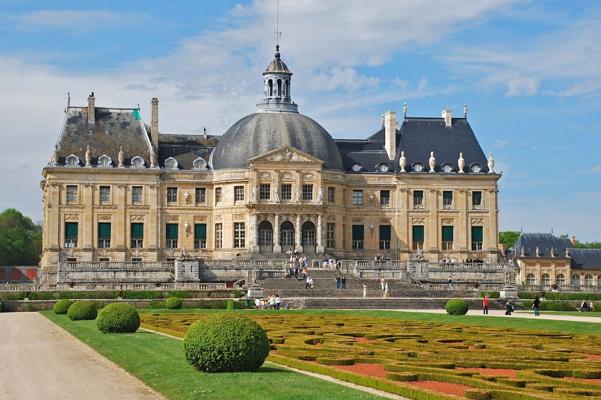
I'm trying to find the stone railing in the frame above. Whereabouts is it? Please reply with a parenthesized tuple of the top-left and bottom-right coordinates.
(60, 261, 175, 271)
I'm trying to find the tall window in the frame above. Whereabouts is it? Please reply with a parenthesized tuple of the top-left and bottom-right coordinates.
(442, 226, 453, 250)
(443, 191, 453, 208)
(471, 226, 483, 251)
(380, 190, 390, 206)
(352, 225, 364, 250)
(259, 184, 271, 200)
(302, 184, 313, 201)
(132, 186, 143, 204)
(328, 187, 335, 203)
(215, 223, 223, 249)
(379, 225, 391, 250)
(64, 222, 78, 248)
(472, 191, 482, 208)
(281, 184, 292, 200)
(66, 185, 78, 203)
(352, 190, 363, 206)
(98, 222, 111, 248)
(99, 186, 111, 204)
(234, 186, 245, 202)
(167, 187, 177, 203)
(326, 223, 335, 249)
(412, 225, 424, 250)
(413, 190, 424, 208)
(131, 223, 144, 248)
(526, 273, 536, 285)
(234, 222, 245, 248)
(215, 187, 222, 204)
(194, 223, 207, 249)
(166, 223, 178, 249)
(195, 188, 206, 204)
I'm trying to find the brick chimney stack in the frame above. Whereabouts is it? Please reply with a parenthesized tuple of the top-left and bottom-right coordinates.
(571, 235, 577, 246)
(151, 97, 159, 151)
(441, 108, 452, 127)
(383, 110, 397, 161)
(87, 92, 95, 124)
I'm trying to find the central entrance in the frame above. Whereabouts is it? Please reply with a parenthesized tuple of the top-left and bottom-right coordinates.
(280, 221, 294, 253)
(258, 221, 273, 254)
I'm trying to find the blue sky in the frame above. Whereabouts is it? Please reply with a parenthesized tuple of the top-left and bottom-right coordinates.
(0, 0, 599, 240)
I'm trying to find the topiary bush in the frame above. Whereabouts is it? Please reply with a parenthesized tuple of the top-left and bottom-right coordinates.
(53, 299, 74, 314)
(165, 296, 183, 309)
(96, 302, 140, 333)
(445, 299, 469, 315)
(183, 313, 270, 372)
(67, 300, 97, 320)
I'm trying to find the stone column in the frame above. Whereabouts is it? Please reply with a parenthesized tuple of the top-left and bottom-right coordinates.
(273, 214, 281, 253)
(250, 214, 259, 253)
(316, 214, 324, 254)
(295, 214, 303, 252)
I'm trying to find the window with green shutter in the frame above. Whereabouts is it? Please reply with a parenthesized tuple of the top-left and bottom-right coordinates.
(412, 225, 424, 250)
(98, 223, 111, 248)
(131, 223, 143, 248)
(442, 225, 453, 250)
(166, 223, 178, 249)
(472, 191, 482, 207)
(194, 223, 207, 249)
(443, 191, 453, 207)
(379, 225, 391, 250)
(471, 226, 483, 250)
(352, 225, 364, 249)
(64, 222, 78, 248)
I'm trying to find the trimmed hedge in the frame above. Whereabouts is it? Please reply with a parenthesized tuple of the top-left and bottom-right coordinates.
(52, 299, 73, 314)
(67, 300, 97, 320)
(183, 313, 270, 372)
(519, 300, 579, 311)
(0, 289, 234, 302)
(518, 292, 601, 301)
(96, 302, 140, 333)
(165, 297, 183, 309)
(445, 299, 469, 315)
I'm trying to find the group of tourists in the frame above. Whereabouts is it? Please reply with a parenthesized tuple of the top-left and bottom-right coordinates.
(579, 300, 595, 312)
(440, 257, 485, 265)
(320, 254, 338, 269)
(254, 294, 288, 310)
(335, 274, 347, 289)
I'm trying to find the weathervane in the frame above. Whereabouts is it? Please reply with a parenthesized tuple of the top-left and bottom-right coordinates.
(274, 0, 282, 46)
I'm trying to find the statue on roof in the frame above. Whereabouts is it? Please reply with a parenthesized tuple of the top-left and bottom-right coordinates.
(487, 153, 495, 174)
(118, 146, 124, 168)
(458, 152, 465, 173)
(428, 151, 436, 173)
(85, 145, 92, 167)
(399, 150, 406, 172)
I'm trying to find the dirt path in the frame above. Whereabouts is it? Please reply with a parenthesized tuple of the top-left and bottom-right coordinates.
(0, 312, 164, 400)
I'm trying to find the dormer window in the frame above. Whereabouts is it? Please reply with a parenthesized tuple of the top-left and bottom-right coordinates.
(65, 155, 80, 167)
(377, 164, 389, 173)
(441, 163, 453, 173)
(412, 162, 424, 172)
(164, 157, 178, 170)
(351, 163, 362, 172)
(470, 163, 482, 173)
(192, 157, 207, 170)
(98, 155, 112, 168)
(131, 156, 145, 168)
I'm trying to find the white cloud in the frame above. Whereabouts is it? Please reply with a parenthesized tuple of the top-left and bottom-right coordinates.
(6, 10, 145, 32)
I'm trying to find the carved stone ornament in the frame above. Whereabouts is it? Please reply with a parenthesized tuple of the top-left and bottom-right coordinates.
(130, 215, 144, 222)
(458, 152, 465, 173)
(412, 218, 425, 224)
(399, 150, 406, 172)
(352, 218, 363, 223)
(441, 218, 454, 224)
(214, 215, 221, 221)
(233, 214, 245, 220)
(118, 146, 125, 168)
(470, 217, 484, 224)
(184, 191, 190, 204)
(282, 172, 293, 180)
(184, 222, 191, 238)
(303, 173, 313, 180)
(85, 145, 92, 167)
(64, 214, 80, 221)
(317, 187, 324, 205)
(428, 151, 436, 173)
(266, 148, 311, 162)
(48, 150, 58, 167)
(194, 215, 207, 222)
(150, 150, 157, 168)
(260, 172, 271, 179)
(167, 215, 179, 222)
(273, 188, 280, 203)
(97, 214, 112, 221)
(487, 153, 495, 174)
(327, 215, 336, 221)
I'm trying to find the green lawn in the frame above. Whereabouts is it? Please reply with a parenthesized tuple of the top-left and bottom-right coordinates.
(42, 311, 385, 400)
(139, 308, 601, 335)
(515, 310, 601, 317)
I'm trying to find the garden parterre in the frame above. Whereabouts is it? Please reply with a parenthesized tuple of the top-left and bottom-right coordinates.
(142, 312, 601, 400)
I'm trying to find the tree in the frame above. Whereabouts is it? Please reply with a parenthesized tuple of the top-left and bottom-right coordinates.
(575, 241, 601, 249)
(0, 209, 42, 266)
(499, 231, 520, 250)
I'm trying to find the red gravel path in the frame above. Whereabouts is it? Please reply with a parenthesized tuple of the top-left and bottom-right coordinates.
(355, 337, 374, 344)
(406, 380, 470, 397)
(584, 354, 601, 360)
(334, 363, 388, 379)
(457, 367, 518, 378)
(564, 377, 601, 384)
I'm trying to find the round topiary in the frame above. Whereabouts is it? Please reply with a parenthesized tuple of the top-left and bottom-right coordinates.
(445, 299, 470, 315)
(184, 313, 270, 372)
(96, 302, 140, 333)
(165, 296, 183, 309)
(67, 300, 98, 320)
(53, 299, 74, 314)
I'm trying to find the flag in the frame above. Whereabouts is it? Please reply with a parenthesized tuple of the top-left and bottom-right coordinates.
(132, 109, 141, 121)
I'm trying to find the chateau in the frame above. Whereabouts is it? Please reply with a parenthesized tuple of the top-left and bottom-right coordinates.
(40, 46, 502, 286)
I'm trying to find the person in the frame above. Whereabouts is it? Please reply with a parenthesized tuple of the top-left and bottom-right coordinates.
(268, 294, 276, 310)
(275, 294, 281, 310)
(579, 300, 593, 312)
(362, 283, 367, 298)
(533, 296, 541, 316)
(505, 301, 513, 315)
(482, 295, 489, 315)
(384, 282, 389, 298)
(254, 298, 261, 309)
(305, 276, 311, 290)
(447, 276, 454, 290)
(380, 278, 386, 291)
(308, 277, 314, 289)
(336, 275, 341, 290)
(341, 275, 347, 290)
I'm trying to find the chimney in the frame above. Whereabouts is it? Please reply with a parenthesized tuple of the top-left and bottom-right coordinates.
(441, 108, 452, 127)
(151, 97, 159, 151)
(383, 110, 397, 160)
(87, 92, 95, 124)
(571, 235, 577, 247)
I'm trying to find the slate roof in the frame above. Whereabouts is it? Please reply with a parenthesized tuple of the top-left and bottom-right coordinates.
(158, 133, 217, 170)
(568, 249, 601, 270)
(513, 233, 574, 258)
(53, 107, 153, 167)
(264, 45, 291, 74)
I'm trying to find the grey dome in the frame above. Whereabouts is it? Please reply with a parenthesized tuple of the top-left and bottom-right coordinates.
(211, 112, 344, 170)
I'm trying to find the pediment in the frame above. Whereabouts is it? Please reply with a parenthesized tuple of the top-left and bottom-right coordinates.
(249, 146, 324, 164)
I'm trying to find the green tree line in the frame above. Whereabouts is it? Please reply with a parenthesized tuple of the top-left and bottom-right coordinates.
(499, 230, 600, 251)
(0, 208, 42, 266)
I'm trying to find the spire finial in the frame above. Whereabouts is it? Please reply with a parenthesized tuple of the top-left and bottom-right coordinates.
(274, 0, 282, 48)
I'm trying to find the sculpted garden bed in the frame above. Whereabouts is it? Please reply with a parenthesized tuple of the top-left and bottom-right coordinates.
(141, 312, 601, 400)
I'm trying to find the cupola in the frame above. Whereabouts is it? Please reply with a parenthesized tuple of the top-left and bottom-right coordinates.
(257, 45, 298, 113)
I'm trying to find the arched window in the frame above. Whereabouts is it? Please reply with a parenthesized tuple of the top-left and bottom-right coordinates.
(441, 163, 453, 173)
(285, 80, 290, 97)
(541, 273, 550, 286)
(302, 221, 316, 247)
(131, 156, 145, 168)
(584, 274, 594, 287)
(268, 79, 273, 96)
(526, 273, 536, 285)
(98, 155, 112, 168)
(65, 154, 80, 167)
(277, 79, 282, 96)
(377, 163, 389, 172)
(470, 164, 482, 173)
(571, 273, 580, 287)
(164, 157, 178, 170)
(192, 157, 207, 170)
(556, 274, 566, 286)
(280, 221, 294, 246)
(412, 162, 424, 172)
(258, 221, 273, 246)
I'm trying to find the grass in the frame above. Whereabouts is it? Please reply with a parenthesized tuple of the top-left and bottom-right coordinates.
(41, 311, 386, 400)
(139, 308, 601, 335)
(515, 310, 601, 317)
